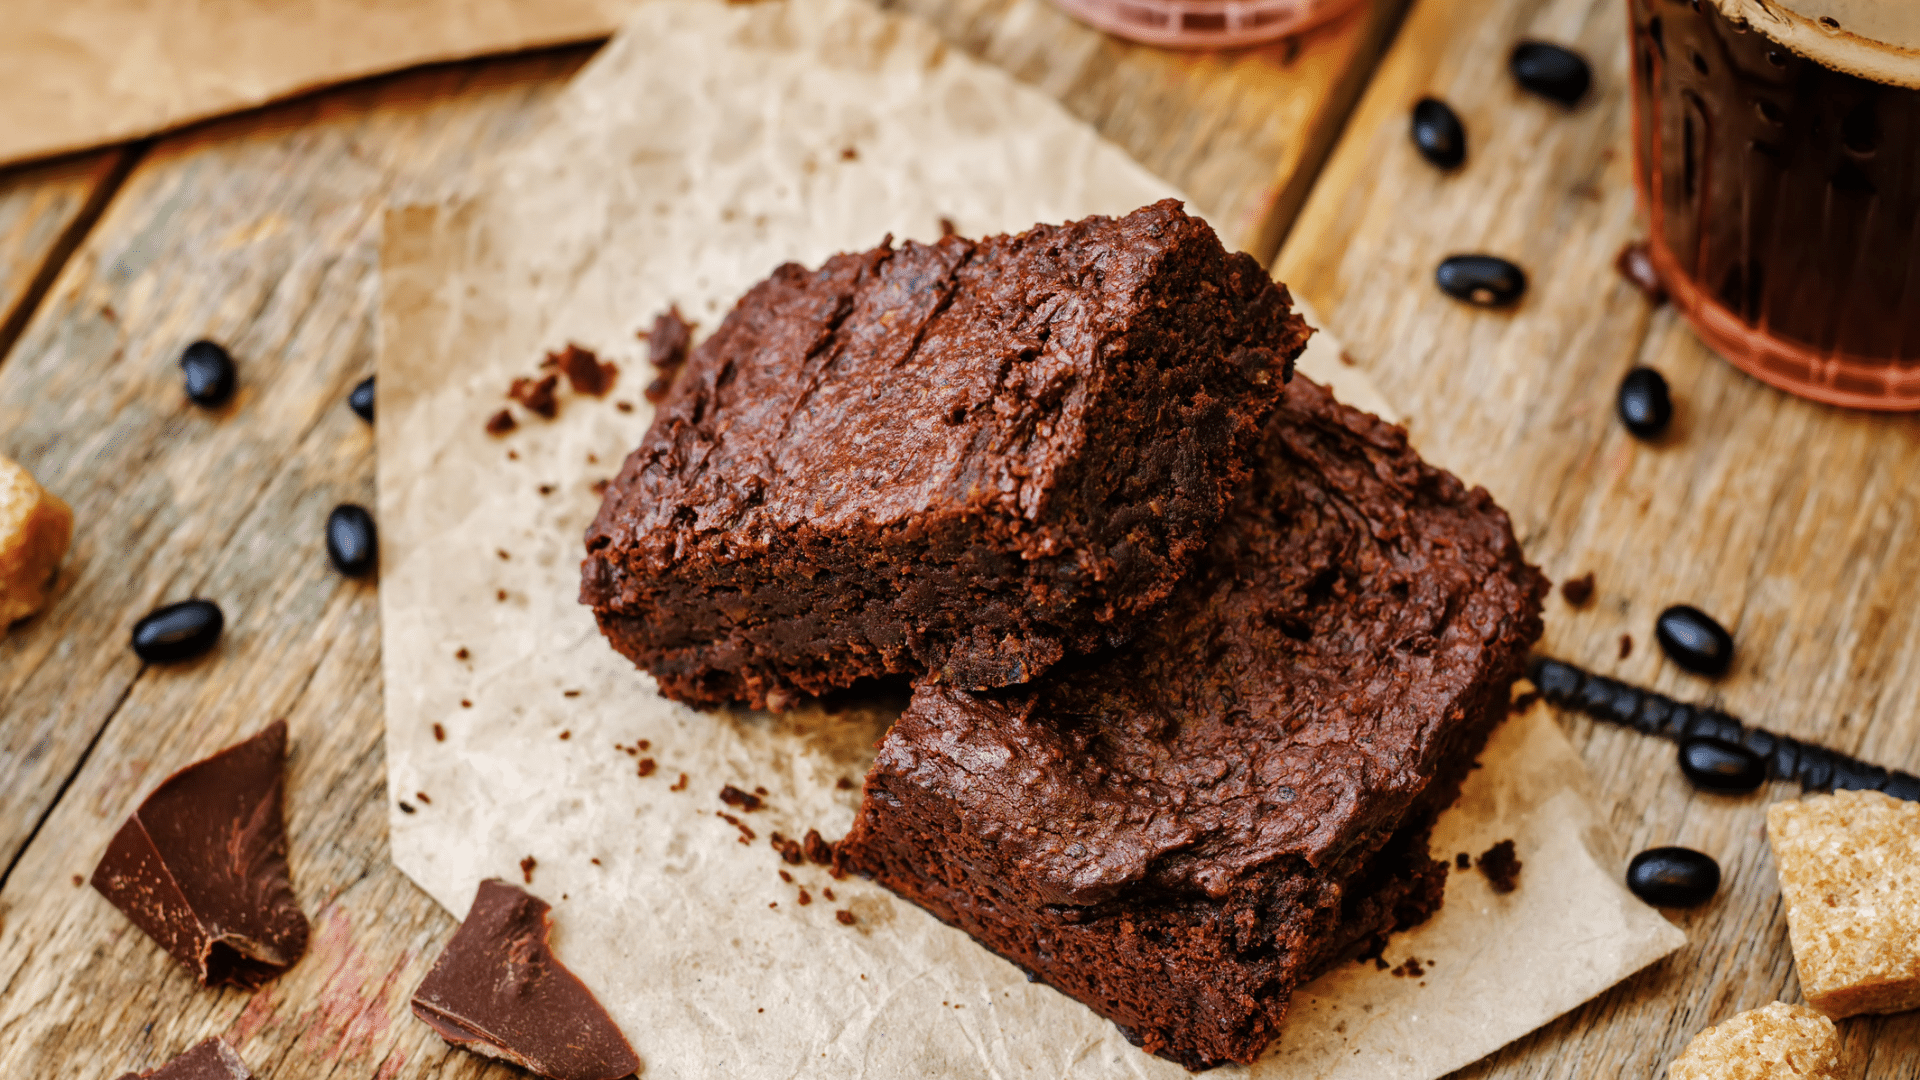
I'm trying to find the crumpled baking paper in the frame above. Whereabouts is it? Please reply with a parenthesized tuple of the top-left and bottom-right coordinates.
(377, 2, 1684, 1076)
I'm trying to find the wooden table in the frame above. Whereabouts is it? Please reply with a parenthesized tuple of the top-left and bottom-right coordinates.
(1, 0, 1914, 1076)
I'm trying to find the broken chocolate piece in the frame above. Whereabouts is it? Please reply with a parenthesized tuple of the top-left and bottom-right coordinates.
(542, 344, 619, 397)
(114, 1037, 255, 1080)
(509, 374, 560, 419)
(91, 721, 308, 989)
(412, 879, 640, 1080)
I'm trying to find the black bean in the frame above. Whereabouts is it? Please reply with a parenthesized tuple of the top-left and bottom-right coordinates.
(1510, 41, 1592, 105)
(1656, 605, 1734, 677)
(1411, 98, 1467, 169)
(1436, 255, 1527, 308)
(180, 340, 237, 407)
(1617, 367, 1673, 439)
(1626, 847, 1720, 907)
(1679, 737, 1765, 794)
(326, 504, 377, 576)
(348, 376, 375, 423)
(132, 600, 224, 663)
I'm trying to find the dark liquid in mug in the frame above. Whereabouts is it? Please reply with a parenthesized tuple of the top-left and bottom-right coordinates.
(1629, 0, 1920, 398)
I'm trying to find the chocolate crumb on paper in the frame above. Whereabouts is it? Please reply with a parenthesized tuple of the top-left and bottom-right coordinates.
(542, 343, 619, 396)
(508, 374, 560, 418)
(485, 409, 517, 436)
(719, 785, 763, 811)
(1477, 840, 1522, 894)
(637, 758, 656, 777)
(669, 773, 688, 792)
(835, 910, 855, 925)
(1455, 852, 1472, 870)
(1559, 572, 1595, 607)
(1619, 634, 1634, 659)
(520, 855, 538, 884)
(646, 305, 693, 370)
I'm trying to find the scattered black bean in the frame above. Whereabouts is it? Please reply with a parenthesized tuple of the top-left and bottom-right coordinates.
(1411, 97, 1467, 169)
(1626, 847, 1720, 907)
(1510, 41, 1592, 105)
(180, 340, 236, 407)
(349, 376, 375, 423)
(1679, 737, 1766, 794)
(1528, 657, 1920, 801)
(1436, 255, 1527, 308)
(326, 504, 377, 576)
(1617, 367, 1673, 439)
(132, 599, 224, 663)
(1656, 605, 1734, 677)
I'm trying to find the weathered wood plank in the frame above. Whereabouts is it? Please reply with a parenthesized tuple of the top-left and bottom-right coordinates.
(0, 150, 130, 363)
(0, 5, 1406, 1075)
(887, 0, 1409, 260)
(0, 50, 595, 1080)
(1276, 0, 1920, 1075)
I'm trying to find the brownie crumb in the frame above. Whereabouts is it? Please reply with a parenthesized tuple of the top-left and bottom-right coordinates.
(1478, 839, 1522, 894)
(637, 758, 656, 777)
(836, 777, 856, 791)
(497, 549, 511, 561)
(835, 910, 856, 925)
(717, 811, 756, 842)
(637, 740, 650, 751)
(614, 401, 634, 413)
(591, 478, 611, 495)
(417, 792, 432, 804)
(839, 146, 859, 161)
(506, 449, 518, 460)
(647, 306, 693, 370)
(1616, 241, 1668, 304)
(670, 773, 688, 792)
(71, 874, 83, 887)
(433, 723, 446, 742)
(460, 700, 472, 708)
(520, 856, 537, 884)
(484, 409, 516, 436)
(644, 374, 674, 405)
(591, 858, 602, 866)
(537, 484, 554, 496)
(542, 343, 619, 396)
(771, 833, 805, 865)
(559, 730, 572, 741)
(779, 870, 793, 883)
(455, 648, 470, 660)
(496, 589, 508, 602)
(754, 786, 768, 797)
(1456, 852, 1472, 870)
(1620, 633, 1634, 659)
(1391, 957, 1426, 978)
(720, 785, 764, 812)
(563, 689, 581, 698)
(508, 374, 560, 418)
(1560, 572, 1596, 607)
(939, 216, 957, 237)
(399, 801, 416, 814)
(797, 889, 813, 906)
(823, 887, 835, 902)
(803, 829, 835, 866)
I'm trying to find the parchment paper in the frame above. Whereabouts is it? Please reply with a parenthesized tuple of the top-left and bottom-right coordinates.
(2, 0, 637, 167)
(376, 2, 1684, 1076)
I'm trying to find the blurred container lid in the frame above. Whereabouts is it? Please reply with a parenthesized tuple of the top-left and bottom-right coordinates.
(1052, 0, 1365, 48)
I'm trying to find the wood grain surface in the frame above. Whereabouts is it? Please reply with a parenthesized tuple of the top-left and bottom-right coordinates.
(0, 150, 133, 362)
(1276, 0, 1920, 1076)
(0, 5, 1399, 1076)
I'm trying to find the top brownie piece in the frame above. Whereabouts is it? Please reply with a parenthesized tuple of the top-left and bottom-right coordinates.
(582, 200, 1309, 710)
(836, 377, 1549, 1068)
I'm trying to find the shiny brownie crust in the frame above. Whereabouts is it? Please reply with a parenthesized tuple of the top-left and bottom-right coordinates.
(581, 201, 1309, 710)
(837, 377, 1549, 1068)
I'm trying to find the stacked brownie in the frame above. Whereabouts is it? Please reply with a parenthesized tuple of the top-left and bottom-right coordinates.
(584, 203, 1546, 1068)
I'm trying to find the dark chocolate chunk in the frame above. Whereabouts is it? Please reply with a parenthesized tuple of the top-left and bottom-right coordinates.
(132, 599, 224, 663)
(91, 721, 308, 989)
(1615, 242, 1667, 303)
(1656, 604, 1734, 676)
(1626, 846, 1720, 907)
(1411, 97, 1467, 169)
(1617, 367, 1673, 439)
(1679, 737, 1765, 793)
(180, 340, 237, 408)
(325, 504, 377, 577)
(509, 374, 560, 419)
(1436, 255, 1527, 308)
(646, 305, 693, 370)
(412, 879, 640, 1080)
(349, 376, 376, 422)
(113, 1037, 255, 1080)
(1477, 839, 1522, 893)
(1560, 571, 1595, 606)
(543, 343, 619, 397)
(1510, 41, 1592, 105)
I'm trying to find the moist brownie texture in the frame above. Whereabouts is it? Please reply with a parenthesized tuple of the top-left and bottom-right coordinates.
(582, 201, 1309, 710)
(837, 377, 1548, 1069)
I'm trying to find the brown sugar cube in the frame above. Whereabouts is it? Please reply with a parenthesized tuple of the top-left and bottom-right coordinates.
(0, 456, 74, 627)
(1667, 1002, 1842, 1080)
(1767, 788, 1920, 1018)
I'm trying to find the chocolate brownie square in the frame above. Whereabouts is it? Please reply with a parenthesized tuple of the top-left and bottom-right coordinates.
(836, 376, 1548, 1069)
(582, 201, 1309, 710)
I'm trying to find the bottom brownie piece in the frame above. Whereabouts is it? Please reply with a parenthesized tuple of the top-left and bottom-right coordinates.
(837, 376, 1548, 1069)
